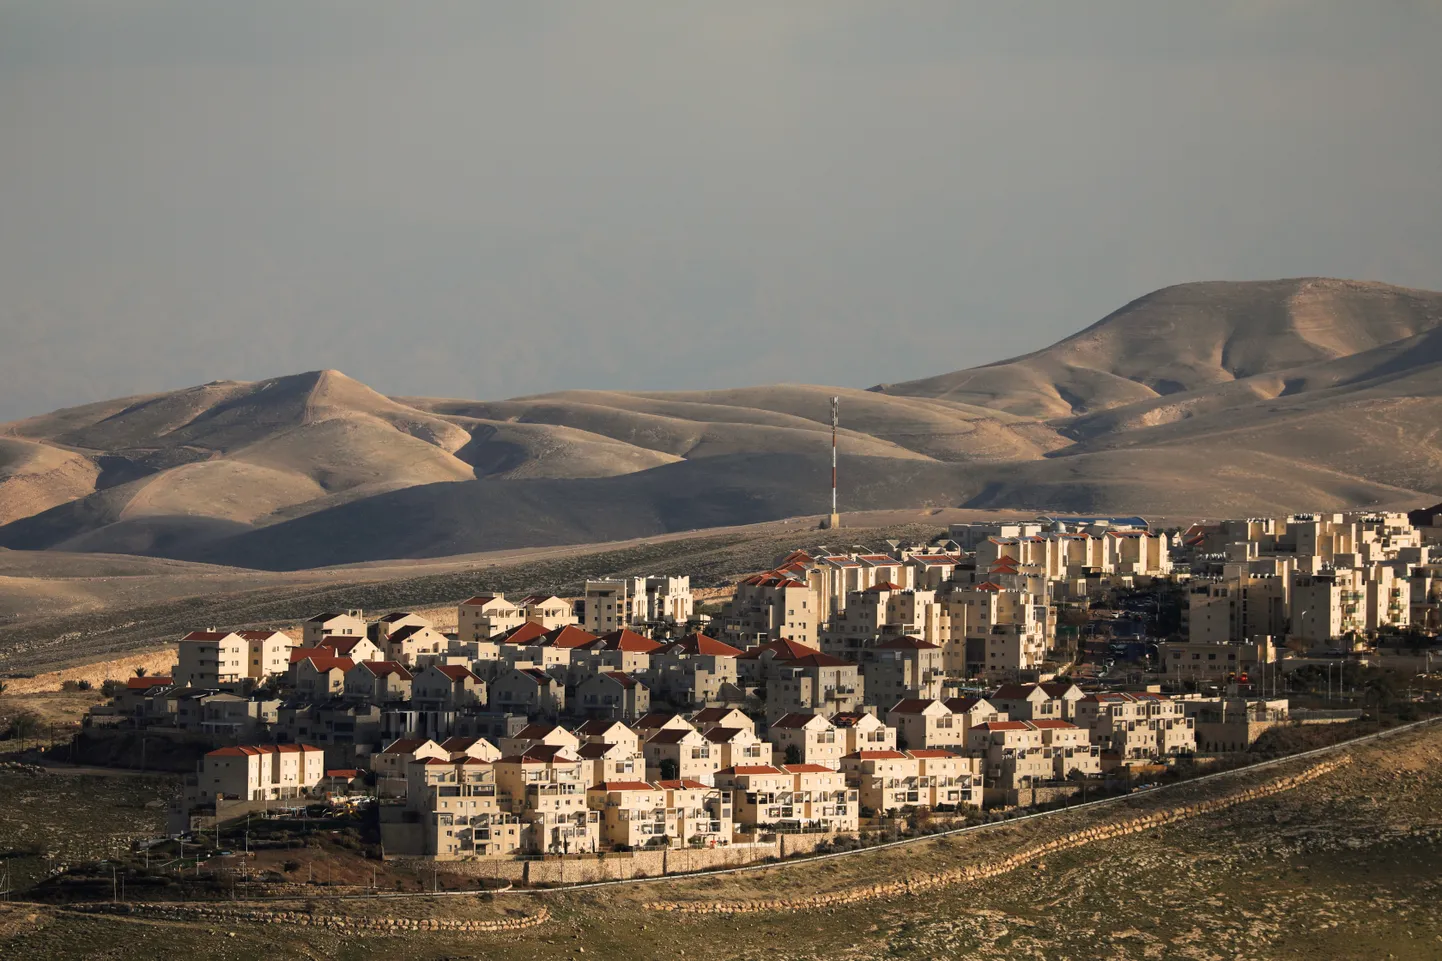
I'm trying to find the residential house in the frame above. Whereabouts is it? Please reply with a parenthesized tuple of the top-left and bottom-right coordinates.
(490, 668, 566, 718)
(574, 672, 649, 720)
(766, 712, 845, 769)
(303, 610, 365, 647)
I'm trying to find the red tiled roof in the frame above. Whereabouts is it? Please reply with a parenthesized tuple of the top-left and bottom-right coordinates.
(701, 727, 744, 743)
(656, 778, 711, 791)
(575, 719, 626, 736)
(780, 764, 837, 774)
(864, 581, 905, 592)
(492, 621, 547, 645)
(359, 660, 413, 680)
(783, 652, 854, 669)
(1030, 720, 1079, 730)
(601, 671, 639, 689)
(596, 629, 663, 653)
(237, 629, 286, 640)
(845, 750, 907, 760)
(592, 781, 655, 793)
(976, 721, 1033, 732)
(722, 765, 785, 776)
(460, 594, 505, 606)
(182, 630, 232, 641)
(542, 625, 600, 649)
(125, 676, 172, 691)
(657, 633, 745, 657)
(888, 698, 943, 715)
(906, 749, 958, 759)
(325, 769, 359, 777)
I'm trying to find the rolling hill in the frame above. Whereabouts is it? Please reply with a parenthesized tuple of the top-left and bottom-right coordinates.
(2, 277, 1439, 569)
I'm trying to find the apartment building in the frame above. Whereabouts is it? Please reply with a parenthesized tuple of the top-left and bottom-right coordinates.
(765, 653, 865, 719)
(575, 671, 649, 720)
(383, 625, 450, 664)
(403, 757, 524, 859)
(860, 635, 945, 706)
(303, 610, 365, 647)
(343, 660, 413, 703)
(720, 573, 818, 647)
(582, 577, 693, 632)
(176, 629, 294, 690)
(195, 743, 325, 802)
(766, 712, 845, 769)
(647, 633, 744, 707)
(1074, 692, 1195, 761)
(493, 748, 600, 854)
(830, 711, 896, 754)
(411, 665, 485, 712)
(586, 780, 733, 849)
(641, 727, 720, 785)
(840, 749, 980, 814)
(490, 668, 566, 717)
(458, 594, 525, 642)
(715, 764, 858, 833)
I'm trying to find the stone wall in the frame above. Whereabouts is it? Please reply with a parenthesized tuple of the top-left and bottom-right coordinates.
(642, 757, 1350, 915)
(69, 902, 549, 934)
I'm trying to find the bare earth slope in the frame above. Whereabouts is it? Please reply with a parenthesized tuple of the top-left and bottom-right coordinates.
(1, 277, 1439, 568)
(879, 277, 1442, 417)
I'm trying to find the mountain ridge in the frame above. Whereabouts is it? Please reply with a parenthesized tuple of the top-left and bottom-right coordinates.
(3, 277, 1439, 568)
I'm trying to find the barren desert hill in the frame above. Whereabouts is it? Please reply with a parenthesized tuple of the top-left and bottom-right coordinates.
(876, 277, 1442, 418)
(1, 277, 1440, 568)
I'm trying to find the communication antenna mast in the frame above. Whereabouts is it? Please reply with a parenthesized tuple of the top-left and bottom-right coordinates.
(828, 396, 841, 530)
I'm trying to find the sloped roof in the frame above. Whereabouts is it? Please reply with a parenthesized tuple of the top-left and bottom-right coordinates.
(780, 764, 836, 774)
(600, 671, 640, 689)
(871, 636, 939, 650)
(720, 765, 785, 776)
(782, 652, 854, 669)
(358, 660, 413, 680)
(906, 749, 959, 759)
(182, 630, 232, 642)
(655, 779, 711, 791)
(541, 625, 600, 649)
(430, 664, 479, 682)
(592, 781, 656, 793)
(844, 750, 907, 760)
(596, 629, 664, 653)
(888, 698, 944, 715)
(657, 633, 745, 657)
(495, 621, 548, 645)
(769, 712, 822, 729)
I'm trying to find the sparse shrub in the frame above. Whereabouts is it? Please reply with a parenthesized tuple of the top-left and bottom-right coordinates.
(283, 859, 302, 873)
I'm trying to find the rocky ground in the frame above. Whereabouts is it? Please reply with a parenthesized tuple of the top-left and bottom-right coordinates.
(3, 723, 1440, 960)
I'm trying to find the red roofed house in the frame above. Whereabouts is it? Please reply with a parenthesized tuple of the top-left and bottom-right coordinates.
(765, 652, 865, 719)
(411, 664, 486, 712)
(641, 726, 718, 785)
(647, 635, 744, 707)
(715, 763, 858, 833)
(575, 671, 649, 720)
(490, 667, 566, 718)
(586, 779, 732, 849)
(195, 743, 326, 804)
(457, 594, 524, 643)
(765, 712, 844, 770)
(829, 710, 897, 754)
(287, 650, 355, 698)
(719, 573, 818, 648)
(317, 634, 385, 663)
(302, 610, 365, 647)
(841, 749, 980, 814)
(860, 635, 945, 705)
(343, 660, 414, 703)
(177, 629, 297, 691)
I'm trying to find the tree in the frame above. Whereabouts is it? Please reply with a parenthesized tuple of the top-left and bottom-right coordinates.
(134, 667, 148, 678)
(783, 744, 802, 766)
(658, 759, 678, 781)
(4, 710, 41, 741)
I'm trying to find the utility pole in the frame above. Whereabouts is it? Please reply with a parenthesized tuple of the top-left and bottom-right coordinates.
(827, 396, 840, 531)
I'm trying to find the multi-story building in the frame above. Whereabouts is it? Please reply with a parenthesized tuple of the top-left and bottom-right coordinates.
(586, 780, 732, 849)
(582, 577, 693, 632)
(303, 610, 366, 647)
(574, 671, 649, 720)
(175, 629, 295, 690)
(458, 594, 525, 643)
(193, 743, 325, 803)
(840, 749, 980, 814)
(1074, 692, 1195, 761)
(766, 712, 845, 769)
(715, 764, 858, 833)
(765, 653, 865, 719)
(860, 636, 944, 706)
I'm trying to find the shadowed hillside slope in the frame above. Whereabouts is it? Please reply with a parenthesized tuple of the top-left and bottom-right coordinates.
(2, 278, 1439, 568)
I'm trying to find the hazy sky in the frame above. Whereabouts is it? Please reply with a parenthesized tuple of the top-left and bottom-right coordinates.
(2, 2, 1440, 421)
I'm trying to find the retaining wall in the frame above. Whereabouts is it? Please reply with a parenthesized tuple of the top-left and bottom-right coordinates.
(642, 756, 1350, 915)
(67, 901, 549, 934)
